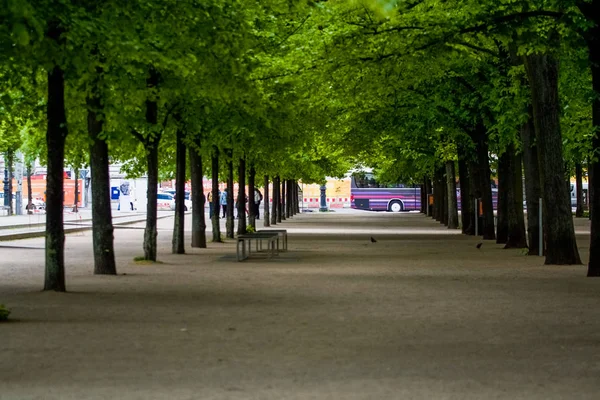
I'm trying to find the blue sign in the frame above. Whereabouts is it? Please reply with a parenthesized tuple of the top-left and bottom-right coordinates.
(111, 187, 120, 200)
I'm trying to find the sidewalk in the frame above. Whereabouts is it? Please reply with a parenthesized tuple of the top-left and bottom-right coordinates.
(0, 209, 175, 241)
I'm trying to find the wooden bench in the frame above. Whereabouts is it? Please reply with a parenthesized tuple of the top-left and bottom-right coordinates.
(236, 232, 279, 262)
(256, 229, 288, 252)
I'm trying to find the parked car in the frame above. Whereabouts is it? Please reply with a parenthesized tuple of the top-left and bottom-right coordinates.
(157, 192, 175, 211)
(161, 189, 192, 211)
(0, 193, 45, 212)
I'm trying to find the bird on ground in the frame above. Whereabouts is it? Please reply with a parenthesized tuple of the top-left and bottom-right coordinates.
(476, 242, 483, 249)
(370, 236, 377, 243)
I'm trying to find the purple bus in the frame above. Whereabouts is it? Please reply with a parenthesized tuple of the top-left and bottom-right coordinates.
(350, 172, 421, 212)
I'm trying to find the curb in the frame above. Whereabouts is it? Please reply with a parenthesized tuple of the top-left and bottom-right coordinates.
(0, 214, 177, 242)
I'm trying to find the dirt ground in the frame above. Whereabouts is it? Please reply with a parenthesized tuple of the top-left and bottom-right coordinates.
(1, 210, 599, 400)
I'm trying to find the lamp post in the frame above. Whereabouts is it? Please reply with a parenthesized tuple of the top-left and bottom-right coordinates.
(319, 183, 328, 212)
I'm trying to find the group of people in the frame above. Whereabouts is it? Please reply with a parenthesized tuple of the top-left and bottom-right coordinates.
(207, 188, 263, 220)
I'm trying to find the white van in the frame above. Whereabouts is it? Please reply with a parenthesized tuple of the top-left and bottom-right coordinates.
(570, 183, 588, 207)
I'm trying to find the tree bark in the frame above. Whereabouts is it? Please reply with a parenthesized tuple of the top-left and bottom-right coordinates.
(496, 151, 510, 244)
(140, 67, 161, 261)
(263, 175, 271, 227)
(281, 178, 286, 221)
(524, 52, 581, 264)
(248, 165, 256, 229)
(211, 148, 221, 242)
(420, 177, 427, 214)
(172, 127, 185, 254)
(237, 157, 246, 235)
(285, 179, 294, 218)
(88, 88, 117, 275)
(425, 178, 433, 217)
(189, 147, 206, 248)
(73, 166, 79, 212)
(26, 164, 33, 213)
(271, 176, 278, 225)
(469, 123, 495, 240)
(457, 145, 474, 235)
(446, 161, 459, 229)
(576, 162, 584, 217)
(277, 176, 283, 223)
(584, 4, 600, 275)
(226, 160, 234, 238)
(7, 150, 13, 215)
(144, 143, 159, 261)
(441, 169, 448, 226)
(44, 62, 67, 292)
(589, 158, 594, 222)
(294, 180, 299, 214)
(434, 169, 443, 222)
(520, 111, 542, 255)
(505, 149, 528, 249)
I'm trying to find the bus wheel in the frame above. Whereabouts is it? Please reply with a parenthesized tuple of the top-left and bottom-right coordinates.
(389, 201, 403, 212)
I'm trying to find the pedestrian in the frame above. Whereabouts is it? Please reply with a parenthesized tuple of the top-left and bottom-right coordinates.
(254, 188, 263, 219)
(220, 188, 228, 218)
(207, 191, 214, 218)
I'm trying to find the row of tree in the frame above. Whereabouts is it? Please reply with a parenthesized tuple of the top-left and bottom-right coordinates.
(1, 0, 600, 291)
(266, 0, 599, 274)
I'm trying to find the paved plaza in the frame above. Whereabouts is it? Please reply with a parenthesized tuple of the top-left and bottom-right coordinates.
(1, 210, 599, 399)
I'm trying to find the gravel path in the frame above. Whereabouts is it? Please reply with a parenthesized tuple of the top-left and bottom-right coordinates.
(1, 211, 599, 399)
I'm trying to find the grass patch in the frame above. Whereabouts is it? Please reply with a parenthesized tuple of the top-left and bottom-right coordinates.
(0, 304, 11, 321)
(573, 211, 590, 218)
(132, 256, 163, 265)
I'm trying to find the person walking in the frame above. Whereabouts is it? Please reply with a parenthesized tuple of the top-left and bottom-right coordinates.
(220, 188, 228, 218)
(207, 191, 215, 219)
(254, 188, 263, 219)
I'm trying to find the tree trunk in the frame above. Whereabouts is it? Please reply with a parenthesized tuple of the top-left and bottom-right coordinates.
(263, 175, 271, 227)
(248, 165, 256, 229)
(144, 143, 159, 261)
(189, 147, 206, 248)
(285, 179, 294, 218)
(425, 178, 433, 217)
(524, 52, 581, 264)
(457, 145, 474, 235)
(88, 89, 117, 275)
(521, 111, 542, 255)
(469, 123, 495, 240)
(271, 176, 278, 225)
(7, 150, 13, 215)
(44, 63, 68, 292)
(505, 150, 528, 249)
(73, 166, 79, 212)
(576, 162, 584, 217)
(226, 160, 234, 238)
(585, 6, 600, 274)
(441, 170, 448, 226)
(420, 176, 427, 214)
(172, 127, 185, 254)
(434, 169, 442, 221)
(277, 176, 282, 223)
(281, 178, 286, 221)
(26, 164, 33, 213)
(446, 161, 459, 229)
(589, 158, 594, 222)
(294, 180, 299, 214)
(211, 148, 221, 242)
(141, 67, 160, 261)
(237, 157, 247, 235)
(496, 151, 510, 244)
